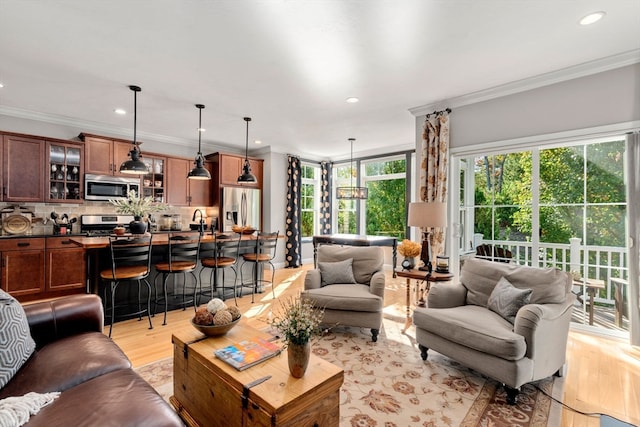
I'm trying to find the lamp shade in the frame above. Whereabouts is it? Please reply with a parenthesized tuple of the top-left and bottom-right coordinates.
(407, 202, 447, 228)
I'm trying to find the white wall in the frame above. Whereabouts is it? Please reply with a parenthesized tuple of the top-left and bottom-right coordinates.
(414, 63, 639, 150)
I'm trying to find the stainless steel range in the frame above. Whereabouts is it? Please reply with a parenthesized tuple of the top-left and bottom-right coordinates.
(80, 214, 135, 236)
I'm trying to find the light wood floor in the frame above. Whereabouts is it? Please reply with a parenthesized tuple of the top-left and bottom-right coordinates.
(110, 265, 640, 427)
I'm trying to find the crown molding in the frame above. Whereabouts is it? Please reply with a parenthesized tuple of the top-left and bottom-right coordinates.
(409, 49, 640, 117)
(0, 105, 193, 147)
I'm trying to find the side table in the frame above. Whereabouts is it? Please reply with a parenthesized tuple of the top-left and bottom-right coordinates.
(396, 269, 454, 332)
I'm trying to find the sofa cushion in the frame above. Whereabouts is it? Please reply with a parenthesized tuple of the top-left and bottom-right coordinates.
(317, 245, 383, 285)
(318, 258, 356, 286)
(487, 277, 532, 324)
(24, 369, 184, 427)
(0, 289, 36, 389)
(413, 305, 527, 360)
(461, 257, 569, 307)
(0, 332, 131, 398)
(303, 284, 383, 312)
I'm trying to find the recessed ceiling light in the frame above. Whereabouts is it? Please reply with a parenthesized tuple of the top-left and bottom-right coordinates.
(579, 11, 605, 26)
(198, 127, 206, 132)
(254, 140, 262, 145)
(346, 97, 359, 103)
(0, 82, 4, 88)
(114, 108, 126, 115)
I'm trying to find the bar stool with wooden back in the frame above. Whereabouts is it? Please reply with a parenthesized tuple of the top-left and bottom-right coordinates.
(100, 235, 153, 337)
(240, 230, 279, 302)
(153, 233, 201, 325)
(197, 233, 242, 306)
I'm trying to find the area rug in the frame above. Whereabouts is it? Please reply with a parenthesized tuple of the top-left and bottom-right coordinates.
(135, 318, 563, 427)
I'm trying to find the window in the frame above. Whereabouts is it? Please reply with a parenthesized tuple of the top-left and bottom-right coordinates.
(455, 136, 628, 332)
(301, 163, 320, 238)
(332, 154, 410, 239)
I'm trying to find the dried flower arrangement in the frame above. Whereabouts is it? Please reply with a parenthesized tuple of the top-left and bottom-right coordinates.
(268, 295, 324, 348)
(398, 239, 421, 258)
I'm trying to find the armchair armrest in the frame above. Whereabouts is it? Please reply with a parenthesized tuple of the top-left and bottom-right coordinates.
(427, 281, 467, 308)
(304, 269, 322, 290)
(514, 293, 576, 360)
(368, 271, 385, 298)
(24, 294, 104, 349)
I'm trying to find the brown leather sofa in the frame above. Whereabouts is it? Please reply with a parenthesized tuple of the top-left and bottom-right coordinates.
(0, 294, 183, 426)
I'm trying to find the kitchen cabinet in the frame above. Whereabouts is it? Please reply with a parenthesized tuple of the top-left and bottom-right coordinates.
(0, 237, 86, 302)
(1, 134, 46, 202)
(45, 237, 86, 293)
(47, 140, 84, 203)
(0, 238, 46, 298)
(80, 133, 139, 177)
(165, 157, 213, 207)
(142, 155, 166, 203)
(209, 153, 263, 188)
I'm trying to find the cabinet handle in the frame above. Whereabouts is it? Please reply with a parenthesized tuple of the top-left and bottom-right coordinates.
(17, 242, 30, 247)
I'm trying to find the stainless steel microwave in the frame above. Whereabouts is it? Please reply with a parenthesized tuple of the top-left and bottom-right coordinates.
(84, 174, 140, 201)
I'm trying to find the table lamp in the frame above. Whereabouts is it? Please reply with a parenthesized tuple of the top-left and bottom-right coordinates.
(407, 202, 447, 272)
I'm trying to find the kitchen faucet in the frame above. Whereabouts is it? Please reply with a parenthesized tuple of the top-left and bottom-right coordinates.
(192, 209, 205, 236)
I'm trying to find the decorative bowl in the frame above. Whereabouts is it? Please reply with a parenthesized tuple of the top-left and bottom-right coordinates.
(231, 225, 256, 235)
(191, 315, 241, 336)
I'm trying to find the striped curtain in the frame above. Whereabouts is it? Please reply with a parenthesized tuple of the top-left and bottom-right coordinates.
(285, 155, 302, 268)
(420, 111, 450, 258)
(319, 161, 332, 235)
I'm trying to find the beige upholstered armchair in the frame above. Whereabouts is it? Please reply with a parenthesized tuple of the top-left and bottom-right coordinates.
(413, 258, 575, 404)
(302, 245, 385, 341)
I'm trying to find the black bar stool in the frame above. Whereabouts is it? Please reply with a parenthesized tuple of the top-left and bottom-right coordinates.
(100, 235, 153, 337)
(153, 233, 201, 325)
(239, 230, 279, 302)
(198, 234, 242, 306)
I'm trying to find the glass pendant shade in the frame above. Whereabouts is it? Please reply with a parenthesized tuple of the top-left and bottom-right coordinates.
(120, 85, 149, 175)
(237, 117, 257, 183)
(336, 138, 367, 199)
(188, 104, 211, 180)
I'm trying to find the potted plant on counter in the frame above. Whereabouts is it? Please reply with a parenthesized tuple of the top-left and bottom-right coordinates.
(109, 190, 168, 234)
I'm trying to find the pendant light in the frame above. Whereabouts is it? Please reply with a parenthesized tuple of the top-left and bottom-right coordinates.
(187, 104, 211, 180)
(336, 138, 368, 199)
(119, 85, 149, 175)
(237, 117, 257, 183)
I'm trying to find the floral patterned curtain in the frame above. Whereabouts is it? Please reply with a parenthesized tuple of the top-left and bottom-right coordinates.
(319, 161, 332, 235)
(285, 155, 302, 268)
(420, 110, 450, 259)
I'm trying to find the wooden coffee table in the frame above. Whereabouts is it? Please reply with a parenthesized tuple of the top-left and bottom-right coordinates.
(171, 323, 344, 427)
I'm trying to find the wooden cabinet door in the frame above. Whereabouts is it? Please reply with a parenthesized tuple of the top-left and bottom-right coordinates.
(45, 238, 86, 291)
(188, 161, 213, 206)
(2, 135, 45, 202)
(248, 158, 263, 187)
(166, 157, 190, 206)
(114, 141, 136, 176)
(0, 239, 46, 297)
(84, 136, 115, 175)
(219, 154, 242, 186)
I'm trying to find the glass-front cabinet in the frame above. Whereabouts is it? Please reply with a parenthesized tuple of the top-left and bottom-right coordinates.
(142, 155, 165, 202)
(47, 141, 83, 202)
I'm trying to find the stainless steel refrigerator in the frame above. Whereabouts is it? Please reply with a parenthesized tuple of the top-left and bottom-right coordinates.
(221, 187, 261, 231)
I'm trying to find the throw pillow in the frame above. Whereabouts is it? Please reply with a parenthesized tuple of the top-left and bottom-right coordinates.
(487, 277, 533, 324)
(318, 258, 356, 286)
(0, 289, 36, 389)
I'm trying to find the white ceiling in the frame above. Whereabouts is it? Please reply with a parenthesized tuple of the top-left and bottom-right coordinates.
(0, 1, 638, 160)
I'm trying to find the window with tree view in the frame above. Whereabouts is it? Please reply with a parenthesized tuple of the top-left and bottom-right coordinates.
(301, 163, 319, 238)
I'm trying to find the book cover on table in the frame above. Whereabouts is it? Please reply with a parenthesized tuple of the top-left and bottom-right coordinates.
(214, 337, 282, 371)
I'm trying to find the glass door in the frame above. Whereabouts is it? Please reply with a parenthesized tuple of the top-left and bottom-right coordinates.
(142, 156, 165, 202)
(47, 142, 82, 202)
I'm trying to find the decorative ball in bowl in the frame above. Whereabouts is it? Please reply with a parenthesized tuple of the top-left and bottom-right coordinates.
(191, 298, 242, 336)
